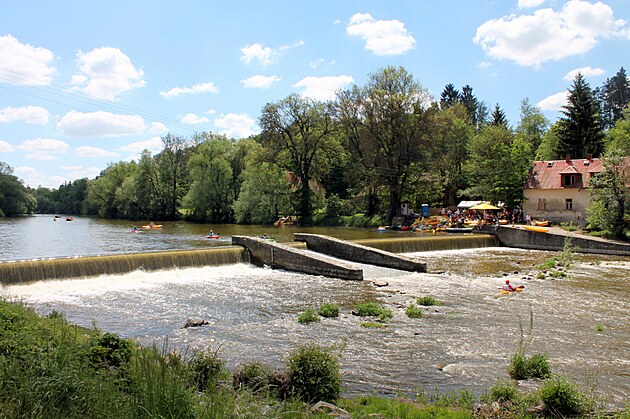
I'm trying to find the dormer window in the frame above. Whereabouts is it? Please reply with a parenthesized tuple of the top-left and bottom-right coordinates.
(546, 161, 553, 167)
(562, 174, 578, 187)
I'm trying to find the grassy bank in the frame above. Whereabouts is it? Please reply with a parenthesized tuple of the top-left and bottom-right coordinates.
(1, 300, 627, 418)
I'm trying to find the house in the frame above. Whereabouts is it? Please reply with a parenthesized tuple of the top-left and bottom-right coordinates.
(523, 156, 605, 226)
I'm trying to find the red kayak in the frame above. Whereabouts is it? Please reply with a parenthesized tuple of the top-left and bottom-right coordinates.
(206, 235, 221, 239)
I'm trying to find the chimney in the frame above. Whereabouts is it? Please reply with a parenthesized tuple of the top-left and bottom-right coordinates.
(565, 154, 571, 163)
(587, 154, 593, 161)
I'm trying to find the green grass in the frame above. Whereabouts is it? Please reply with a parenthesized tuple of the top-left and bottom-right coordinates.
(405, 304, 424, 319)
(540, 375, 593, 416)
(416, 296, 440, 306)
(508, 353, 551, 380)
(297, 308, 321, 324)
(317, 303, 340, 318)
(595, 323, 605, 332)
(354, 302, 393, 321)
(360, 322, 388, 328)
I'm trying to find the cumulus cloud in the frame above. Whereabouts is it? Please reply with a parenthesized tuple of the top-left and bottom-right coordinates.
(518, 0, 545, 8)
(117, 137, 164, 158)
(180, 113, 209, 124)
(293, 75, 354, 101)
(474, 0, 630, 67)
(563, 66, 606, 81)
(240, 41, 304, 66)
(214, 113, 258, 138)
(15, 138, 70, 160)
(241, 75, 281, 88)
(14, 166, 59, 188)
(0, 105, 50, 125)
(537, 91, 569, 111)
(346, 13, 415, 56)
(0, 35, 56, 86)
(60, 165, 102, 180)
(0, 140, 15, 152)
(58, 110, 145, 137)
(69, 47, 145, 100)
(75, 146, 119, 158)
(160, 82, 219, 97)
(148, 121, 168, 134)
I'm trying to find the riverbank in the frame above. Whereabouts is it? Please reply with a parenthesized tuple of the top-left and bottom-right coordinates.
(3, 299, 627, 418)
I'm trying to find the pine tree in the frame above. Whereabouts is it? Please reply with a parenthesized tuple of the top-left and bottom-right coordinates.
(490, 103, 509, 127)
(460, 85, 479, 127)
(557, 73, 604, 159)
(440, 83, 460, 109)
(598, 67, 630, 129)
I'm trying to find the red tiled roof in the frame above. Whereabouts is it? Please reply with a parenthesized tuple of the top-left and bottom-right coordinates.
(525, 158, 597, 189)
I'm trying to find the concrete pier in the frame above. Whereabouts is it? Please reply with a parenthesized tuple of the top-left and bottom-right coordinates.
(231, 236, 363, 280)
(294, 233, 427, 272)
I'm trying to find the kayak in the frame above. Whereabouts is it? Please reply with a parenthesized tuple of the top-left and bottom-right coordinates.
(206, 235, 221, 239)
(498, 285, 525, 295)
(142, 224, 163, 229)
(524, 225, 548, 233)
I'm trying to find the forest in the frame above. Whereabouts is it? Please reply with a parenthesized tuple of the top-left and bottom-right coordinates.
(2, 66, 629, 231)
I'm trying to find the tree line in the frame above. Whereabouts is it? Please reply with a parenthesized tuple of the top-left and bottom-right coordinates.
(2, 66, 629, 231)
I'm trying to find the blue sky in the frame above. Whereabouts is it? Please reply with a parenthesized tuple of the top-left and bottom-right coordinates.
(1, 0, 629, 188)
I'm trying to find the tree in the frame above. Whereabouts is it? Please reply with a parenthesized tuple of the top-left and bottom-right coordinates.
(587, 144, 629, 239)
(460, 85, 479, 127)
(490, 103, 509, 127)
(85, 161, 137, 218)
(0, 162, 36, 216)
(157, 134, 189, 220)
(598, 67, 630, 129)
(517, 98, 549, 157)
(335, 66, 433, 223)
(440, 83, 460, 109)
(557, 73, 604, 159)
(259, 94, 336, 222)
(605, 105, 630, 154)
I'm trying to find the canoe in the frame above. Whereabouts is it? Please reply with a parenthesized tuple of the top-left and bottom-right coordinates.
(524, 225, 548, 233)
(377, 226, 389, 232)
(445, 227, 473, 233)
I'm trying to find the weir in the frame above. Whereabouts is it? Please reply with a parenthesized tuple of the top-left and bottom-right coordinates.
(231, 235, 363, 280)
(353, 234, 498, 254)
(294, 233, 427, 272)
(0, 247, 245, 284)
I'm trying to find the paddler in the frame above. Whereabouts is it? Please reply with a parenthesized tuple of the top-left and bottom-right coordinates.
(502, 279, 516, 291)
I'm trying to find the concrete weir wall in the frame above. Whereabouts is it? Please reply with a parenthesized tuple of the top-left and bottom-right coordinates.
(482, 226, 630, 256)
(294, 233, 427, 272)
(231, 236, 363, 280)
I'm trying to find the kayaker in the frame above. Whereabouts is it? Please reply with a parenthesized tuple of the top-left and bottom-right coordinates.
(502, 279, 516, 291)
(209, 229, 214, 236)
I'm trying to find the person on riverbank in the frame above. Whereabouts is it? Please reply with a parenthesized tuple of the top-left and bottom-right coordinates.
(502, 279, 516, 291)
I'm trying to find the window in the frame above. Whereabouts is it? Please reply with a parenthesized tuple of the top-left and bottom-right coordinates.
(565, 199, 573, 210)
(562, 174, 577, 186)
(537, 199, 546, 210)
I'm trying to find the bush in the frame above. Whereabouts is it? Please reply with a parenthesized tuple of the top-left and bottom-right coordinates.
(360, 322, 387, 329)
(405, 304, 423, 319)
(317, 303, 339, 318)
(354, 302, 392, 321)
(90, 332, 132, 370)
(297, 308, 320, 324)
(188, 348, 226, 392)
(508, 353, 551, 380)
(540, 375, 591, 416)
(232, 362, 276, 396)
(287, 343, 341, 403)
(485, 380, 520, 403)
(416, 296, 440, 306)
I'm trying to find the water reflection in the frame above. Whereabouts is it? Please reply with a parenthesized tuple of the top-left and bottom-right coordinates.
(4, 247, 629, 406)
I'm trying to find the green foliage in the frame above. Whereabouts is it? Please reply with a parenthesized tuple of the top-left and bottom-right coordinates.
(317, 303, 339, 318)
(360, 322, 387, 328)
(89, 332, 132, 370)
(339, 395, 472, 418)
(232, 361, 276, 396)
(287, 343, 342, 403)
(595, 323, 605, 332)
(416, 295, 440, 306)
(0, 161, 37, 216)
(508, 353, 551, 380)
(483, 380, 520, 403)
(187, 348, 227, 392)
(354, 302, 392, 321)
(540, 375, 592, 416)
(339, 213, 384, 228)
(405, 304, 424, 319)
(297, 308, 321, 324)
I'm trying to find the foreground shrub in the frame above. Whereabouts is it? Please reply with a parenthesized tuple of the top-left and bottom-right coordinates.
(287, 343, 341, 403)
(540, 375, 592, 416)
(317, 303, 339, 318)
(232, 361, 276, 396)
(416, 295, 440, 306)
(483, 380, 520, 403)
(354, 302, 392, 321)
(90, 332, 132, 371)
(405, 304, 423, 319)
(187, 348, 226, 392)
(297, 308, 320, 324)
(508, 352, 551, 380)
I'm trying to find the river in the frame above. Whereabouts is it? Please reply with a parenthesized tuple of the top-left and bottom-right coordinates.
(1, 215, 629, 407)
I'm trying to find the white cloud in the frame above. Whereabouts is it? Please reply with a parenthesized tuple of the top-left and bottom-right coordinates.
(293, 75, 354, 101)
(60, 165, 102, 180)
(346, 13, 415, 56)
(69, 47, 145, 100)
(310, 58, 325, 69)
(240, 41, 304, 66)
(0, 35, 56, 86)
(117, 137, 164, 159)
(14, 166, 57, 188)
(241, 75, 281, 89)
(0, 105, 50, 124)
(58, 110, 145, 137)
(214, 113, 258, 138)
(0, 140, 15, 152)
(477, 61, 492, 69)
(148, 121, 168, 134)
(518, 0, 545, 9)
(563, 66, 606, 81)
(180, 113, 209, 124)
(537, 91, 569, 111)
(474, 0, 630, 67)
(160, 82, 219, 97)
(205, 109, 217, 115)
(15, 138, 70, 160)
(75, 146, 119, 158)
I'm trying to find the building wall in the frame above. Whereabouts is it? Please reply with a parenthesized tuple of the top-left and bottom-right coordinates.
(523, 188, 589, 226)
